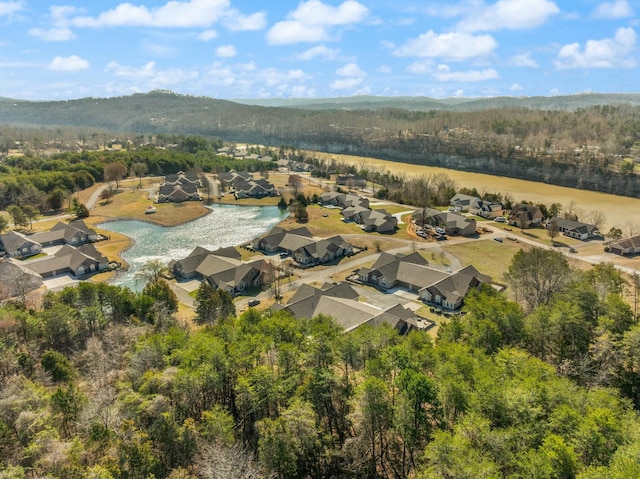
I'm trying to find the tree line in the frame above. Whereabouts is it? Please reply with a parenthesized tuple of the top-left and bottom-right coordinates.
(1, 247, 640, 478)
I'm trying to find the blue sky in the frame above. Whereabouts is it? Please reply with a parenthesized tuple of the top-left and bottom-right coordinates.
(0, 0, 639, 100)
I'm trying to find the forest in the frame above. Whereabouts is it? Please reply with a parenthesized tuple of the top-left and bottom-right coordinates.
(0, 139, 274, 212)
(1, 248, 640, 479)
(3, 91, 640, 197)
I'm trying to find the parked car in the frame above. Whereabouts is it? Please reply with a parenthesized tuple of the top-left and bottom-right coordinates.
(248, 299, 261, 307)
(494, 237, 503, 243)
(495, 216, 506, 223)
(435, 226, 445, 235)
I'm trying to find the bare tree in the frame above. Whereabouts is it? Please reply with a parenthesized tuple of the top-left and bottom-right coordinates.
(195, 442, 272, 479)
(547, 218, 559, 244)
(623, 221, 639, 237)
(104, 161, 127, 191)
(587, 210, 606, 229)
(264, 261, 283, 303)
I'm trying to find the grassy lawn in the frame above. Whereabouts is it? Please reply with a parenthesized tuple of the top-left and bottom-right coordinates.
(370, 204, 414, 215)
(443, 238, 533, 281)
(91, 189, 210, 226)
(279, 204, 366, 236)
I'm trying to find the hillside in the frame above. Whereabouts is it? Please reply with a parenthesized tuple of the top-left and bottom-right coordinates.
(2, 91, 640, 198)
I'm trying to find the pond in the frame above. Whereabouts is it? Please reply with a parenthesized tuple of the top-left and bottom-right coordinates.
(99, 204, 286, 291)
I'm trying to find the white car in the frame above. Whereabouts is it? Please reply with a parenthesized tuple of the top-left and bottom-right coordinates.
(494, 216, 506, 223)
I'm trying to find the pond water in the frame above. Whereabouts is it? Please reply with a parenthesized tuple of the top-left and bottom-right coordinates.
(99, 204, 286, 291)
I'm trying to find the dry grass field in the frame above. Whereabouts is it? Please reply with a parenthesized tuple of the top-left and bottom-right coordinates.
(443, 238, 534, 281)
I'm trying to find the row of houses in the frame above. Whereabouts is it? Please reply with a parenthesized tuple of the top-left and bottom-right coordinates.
(356, 252, 491, 310)
(0, 221, 99, 259)
(252, 227, 355, 266)
(272, 282, 421, 334)
(218, 170, 278, 199)
(318, 192, 398, 233)
(158, 171, 202, 203)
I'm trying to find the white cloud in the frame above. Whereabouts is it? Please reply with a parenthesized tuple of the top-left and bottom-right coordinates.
(224, 11, 267, 31)
(592, 0, 633, 19)
(198, 29, 218, 41)
(29, 5, 82, 42)
(106, 61, 157, 78)
(555, 27, 637, 69)
(432, 64, 499, 81)
(29, 27, 76, 41)
(457, 0, 559, 32)
(0, 1, 24, 17)
(203, 61, 310, 96)
(267, 0, 369, 45)
(48, 55, 90, 71)
(393, 30, 497, 60)
(106, 61, 199, 87)
(378, 65, 392, 73)
(407, 60, 433, 74)
(510, 83, 524, 91)
(216, 44, 237, 58)
(330, 77, 363, 89)
(509, 52, 538, 67)
(296, 45, 340, 60)
(330, 61, 366, 90)
(336, 62, 365, 77)
(70, 0, 264, 30)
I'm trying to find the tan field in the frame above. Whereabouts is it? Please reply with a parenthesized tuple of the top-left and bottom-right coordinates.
(313, 152, 640, 229)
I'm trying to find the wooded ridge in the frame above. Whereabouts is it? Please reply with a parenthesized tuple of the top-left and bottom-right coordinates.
(2, 91, 640, 197)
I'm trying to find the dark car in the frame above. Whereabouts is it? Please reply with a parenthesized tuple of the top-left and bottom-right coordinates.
(493, 237, 503, 243)
(248, 299, 261, 307)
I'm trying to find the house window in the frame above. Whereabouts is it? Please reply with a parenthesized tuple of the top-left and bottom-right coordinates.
(90, 264, 96, 271)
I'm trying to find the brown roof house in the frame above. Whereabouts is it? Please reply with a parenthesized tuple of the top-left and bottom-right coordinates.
(508, 204, 544, 228)
(274, 282, 419, 334)
(608, 235, 640, 255)
(252, 227, 314, 254)
(0, 231, 43, 258)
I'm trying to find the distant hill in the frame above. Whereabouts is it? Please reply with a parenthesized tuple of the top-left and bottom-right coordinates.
(232, 92, 640, 112)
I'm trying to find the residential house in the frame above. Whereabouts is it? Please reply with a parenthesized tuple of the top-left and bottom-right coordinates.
(233, 178, 278, 199)
(318, 192, 369, 209)
(0, 231, 42, 258)
(252, 227, 314, 254)
(158, 171, 201, 203)
(353, 209, 398, 233)
(292, 236, 353, 266)
(274, 282, 419, 334)
(199, 257, 267, 295)
(357, 252, 448, 291)
(449, 193, 482, 212)
(336, 174, 367, 188)
(170, 246, 241, 280)
(31, 220, 99, 248)
(508, 204, 544, 228)
(476, 201, 506, 219)
(25, 244, 109, 278)
(218, 170, 252, 186)
(608, 235, 640, 255)
(413, 208, 477, 236)
(547, 217, 601, 240)
(418, 265, 491, 310)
